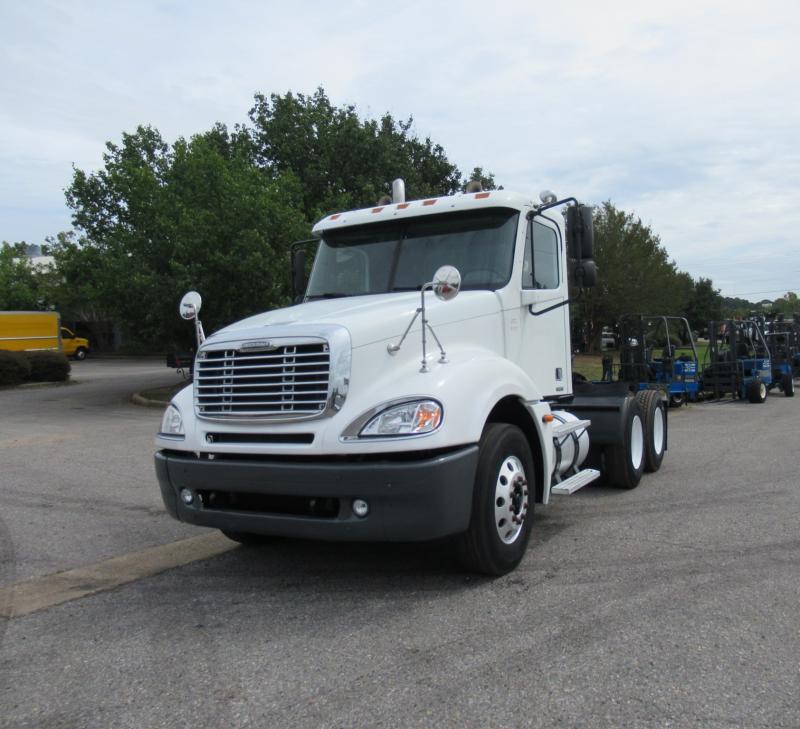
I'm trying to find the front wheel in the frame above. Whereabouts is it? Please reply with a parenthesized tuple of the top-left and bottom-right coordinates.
(782, 373, 795, 397)
(668, 393, 685, 408)
(456, 423, 535, 576)
(74, 347, 88, 361)
(746, 379, 767, 403)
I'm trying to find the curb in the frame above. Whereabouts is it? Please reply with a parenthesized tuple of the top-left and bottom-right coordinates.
(131, 393, 170, 408)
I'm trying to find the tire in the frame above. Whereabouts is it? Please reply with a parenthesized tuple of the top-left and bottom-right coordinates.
(220, 529, 274, 546)
(782, 373, 795, 397)
(635, 390, 666, 473)
(668, 393, 685, 408)
(74, 347, 88, 361)
(604, 398, 645, 489)
(456, 423, 535, 576)
(746, 379, 768, 404)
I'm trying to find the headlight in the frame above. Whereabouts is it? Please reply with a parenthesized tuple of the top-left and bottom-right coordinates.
(359, 400, 442, 437)
(159, 404, 185, 437)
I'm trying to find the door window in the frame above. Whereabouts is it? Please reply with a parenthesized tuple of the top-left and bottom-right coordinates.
(522, 221, 559, 290)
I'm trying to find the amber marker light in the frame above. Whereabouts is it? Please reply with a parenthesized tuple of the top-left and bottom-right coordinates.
(542, 414, 555, 423)
(414, 403, 442, 432)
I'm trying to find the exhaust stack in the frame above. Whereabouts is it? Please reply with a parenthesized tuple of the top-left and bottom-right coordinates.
(392, 179, 406, 204)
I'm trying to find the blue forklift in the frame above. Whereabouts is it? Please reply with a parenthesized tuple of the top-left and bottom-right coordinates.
(755, 314, 796, 397)
(701, 319, 772, 403)
(608, 314, 700, 407)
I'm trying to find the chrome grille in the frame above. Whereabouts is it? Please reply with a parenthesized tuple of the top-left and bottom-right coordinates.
(195, 342, 331, 418)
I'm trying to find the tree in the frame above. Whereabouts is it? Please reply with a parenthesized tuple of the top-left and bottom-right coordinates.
(0, 242, 54, 310)
(65, 124, 308, 347)
(684, 277, 723, 331)
(771, 291, 798, 316)
(574, 202, 693, 351)
(248, 88, 465, 220)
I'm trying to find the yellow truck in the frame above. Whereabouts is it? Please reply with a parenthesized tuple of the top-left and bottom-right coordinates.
(0, 312, 90, 359)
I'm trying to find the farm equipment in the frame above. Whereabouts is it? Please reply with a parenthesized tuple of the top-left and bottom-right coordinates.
(701, 320, 772, 403)
(611, 314, 700, 407)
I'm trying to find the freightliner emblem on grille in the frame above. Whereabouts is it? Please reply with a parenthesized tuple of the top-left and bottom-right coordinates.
(239, 340, 278, 352)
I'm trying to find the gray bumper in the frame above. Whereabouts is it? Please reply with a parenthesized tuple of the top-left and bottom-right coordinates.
(155, 446, 479, 542)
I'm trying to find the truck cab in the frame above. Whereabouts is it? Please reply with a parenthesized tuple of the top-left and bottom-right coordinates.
(155, 182, 662, 575)
(60, 327, 90, 360)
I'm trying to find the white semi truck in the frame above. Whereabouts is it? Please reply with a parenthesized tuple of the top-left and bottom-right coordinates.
(154, 181, 666, 575)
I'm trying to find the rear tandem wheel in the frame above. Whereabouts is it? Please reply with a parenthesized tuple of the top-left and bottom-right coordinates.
(603, 398, 646, 489)
(635, 390, 666, 473)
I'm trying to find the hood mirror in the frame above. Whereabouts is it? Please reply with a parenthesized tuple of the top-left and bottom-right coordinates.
(432, 265, 461, 302)
(179, 291, 206, 348)
(180, 291, 202, 320)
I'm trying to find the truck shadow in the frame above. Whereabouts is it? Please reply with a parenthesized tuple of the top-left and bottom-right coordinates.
(200, 508, 570, 593)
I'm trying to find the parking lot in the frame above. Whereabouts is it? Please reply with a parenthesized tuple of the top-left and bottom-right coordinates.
(1, 360, 799, 728)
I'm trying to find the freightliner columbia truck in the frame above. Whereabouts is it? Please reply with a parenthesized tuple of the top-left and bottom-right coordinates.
(154, 180, 667, 575)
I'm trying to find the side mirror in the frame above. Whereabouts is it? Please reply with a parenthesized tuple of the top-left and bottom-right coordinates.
(432, 265, 461, 301)
(573, 259, 597, 289)
(179, 291, 202, 320)
(566, 205, 594, 260)
(291, 249, 308, 301)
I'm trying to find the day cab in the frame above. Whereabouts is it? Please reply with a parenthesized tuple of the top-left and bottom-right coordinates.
(154, 181, 666, 575)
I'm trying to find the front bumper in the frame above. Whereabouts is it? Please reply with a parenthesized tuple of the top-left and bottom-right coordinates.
(155, 446, 479, 542)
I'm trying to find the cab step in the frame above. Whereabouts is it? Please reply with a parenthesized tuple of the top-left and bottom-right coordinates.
(550, 468, 601, 495)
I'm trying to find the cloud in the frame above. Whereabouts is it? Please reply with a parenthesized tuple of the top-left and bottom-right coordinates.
(1, 0, 799, 298)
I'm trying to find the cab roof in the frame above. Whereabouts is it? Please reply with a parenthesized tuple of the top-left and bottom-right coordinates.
(311, 189, 535, 236)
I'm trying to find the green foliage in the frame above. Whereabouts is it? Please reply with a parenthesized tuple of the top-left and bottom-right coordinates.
(463, 167, 497, 191)
(248, 88, 464, 220)
(64, 124, 309, 347)
(574, 202, 695, 350)
(0, 350, 32, 386)
(0, 243, 56, 310)
(685, 277, 723, 331)
(24, 350, 71, 382)
(770, 291, 798, 316)
(721, 295, 757, 318)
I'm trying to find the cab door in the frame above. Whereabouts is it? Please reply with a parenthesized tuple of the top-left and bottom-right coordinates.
(60, 328, 76, 356)
(516, 218, 571, 397)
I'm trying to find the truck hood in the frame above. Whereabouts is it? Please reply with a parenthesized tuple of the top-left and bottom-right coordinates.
(206, 291, 503, 349)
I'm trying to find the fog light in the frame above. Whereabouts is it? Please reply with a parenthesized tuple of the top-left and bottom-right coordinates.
(180, 488, 194, 505)
(352, 499, 369, 518)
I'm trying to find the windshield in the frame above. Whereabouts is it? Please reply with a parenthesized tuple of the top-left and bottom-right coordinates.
(305, 208, 520, 299)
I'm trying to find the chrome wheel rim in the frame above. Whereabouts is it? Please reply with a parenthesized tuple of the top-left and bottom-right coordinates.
(630, 415, 644, 471)
(493, 455, 528, 545)
(652, 405, 665, 456)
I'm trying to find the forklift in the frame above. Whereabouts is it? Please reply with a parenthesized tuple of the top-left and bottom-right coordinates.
(610, 314, 700, 407)
(701, 319, 772, 403)
(756, 314, 796, 397)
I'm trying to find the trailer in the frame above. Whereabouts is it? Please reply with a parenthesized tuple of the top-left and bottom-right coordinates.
(701, 319, 772, 402)
(154, 181, 667, 575)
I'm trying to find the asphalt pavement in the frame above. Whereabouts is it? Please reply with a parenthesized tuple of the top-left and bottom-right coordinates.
(1, 362, 799, 728)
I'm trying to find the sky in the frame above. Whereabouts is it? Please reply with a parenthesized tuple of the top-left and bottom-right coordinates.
(1, 0, 799, 302)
